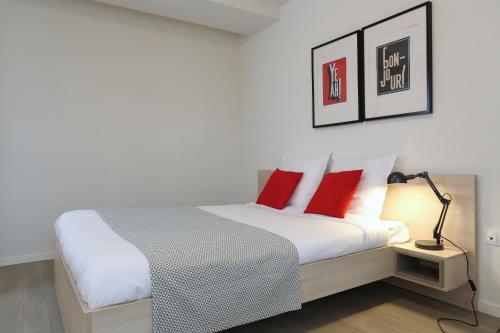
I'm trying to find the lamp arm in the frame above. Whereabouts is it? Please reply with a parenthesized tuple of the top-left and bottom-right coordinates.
(433, 200, 450, 242)
(417, 171, 452, 243)
(419, 172, 448, 204)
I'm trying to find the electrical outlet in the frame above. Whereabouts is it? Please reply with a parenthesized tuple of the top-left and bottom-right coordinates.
(485, 229, 500, 246)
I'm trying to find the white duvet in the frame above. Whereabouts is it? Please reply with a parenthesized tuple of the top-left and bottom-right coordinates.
(54, 204, 409, 309)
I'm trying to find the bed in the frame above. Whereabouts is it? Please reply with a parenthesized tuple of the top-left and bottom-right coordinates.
(55, 203, 409, 310)
(53, 171, 475, 333)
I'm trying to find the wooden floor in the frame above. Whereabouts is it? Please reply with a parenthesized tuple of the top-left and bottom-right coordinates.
(0, 261, 64, 333)
(1, 261, 499, 333)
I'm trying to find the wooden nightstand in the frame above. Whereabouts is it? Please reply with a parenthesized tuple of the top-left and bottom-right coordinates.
(392, 242, 468, 291)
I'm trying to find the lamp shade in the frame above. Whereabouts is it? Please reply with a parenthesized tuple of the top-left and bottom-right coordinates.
(387, 172, 407, 184)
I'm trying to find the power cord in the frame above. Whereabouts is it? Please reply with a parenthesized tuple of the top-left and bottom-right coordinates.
(435, 193, 482, 332)
(437, 233, 479, 332)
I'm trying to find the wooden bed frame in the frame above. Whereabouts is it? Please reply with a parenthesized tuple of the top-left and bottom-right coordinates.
(54, 172, 475, 333)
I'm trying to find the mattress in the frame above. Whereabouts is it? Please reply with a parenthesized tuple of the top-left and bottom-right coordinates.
(54, 203, 409, 309)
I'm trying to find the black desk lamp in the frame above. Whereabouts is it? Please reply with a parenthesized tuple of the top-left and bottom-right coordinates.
(387, 171, 451, 250)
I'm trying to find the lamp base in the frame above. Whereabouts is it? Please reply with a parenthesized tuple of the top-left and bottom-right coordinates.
(414, 239, 444, 251)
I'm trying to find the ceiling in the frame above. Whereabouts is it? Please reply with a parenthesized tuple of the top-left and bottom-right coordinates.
(93, 0, 291, 35)
(265, 0, 291, 5)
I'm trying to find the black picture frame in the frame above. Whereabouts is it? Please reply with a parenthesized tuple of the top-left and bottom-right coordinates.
(311, 31, 365, 128)
(362, 1, 432, 121)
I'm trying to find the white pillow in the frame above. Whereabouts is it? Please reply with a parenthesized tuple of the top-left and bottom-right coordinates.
(280, 154, 330, 207)
(330, 154, 396, 218)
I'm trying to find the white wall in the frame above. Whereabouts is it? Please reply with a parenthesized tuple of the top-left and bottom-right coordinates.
(0, 0, 243, 265)
(239, 0, 500, 317)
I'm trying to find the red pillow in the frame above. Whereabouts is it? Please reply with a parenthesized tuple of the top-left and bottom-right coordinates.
(304, 170, 363, 218)
(256, 169, 304, 210)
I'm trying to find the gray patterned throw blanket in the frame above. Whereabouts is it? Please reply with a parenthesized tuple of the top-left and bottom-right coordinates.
(96, 207, 301, 333)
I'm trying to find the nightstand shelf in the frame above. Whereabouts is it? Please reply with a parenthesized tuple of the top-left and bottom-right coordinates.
(392, 242, 468, 291)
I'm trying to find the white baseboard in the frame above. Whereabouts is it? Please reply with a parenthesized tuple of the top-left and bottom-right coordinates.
(479, 300, 500, 319)
(0, 251, 55, 267)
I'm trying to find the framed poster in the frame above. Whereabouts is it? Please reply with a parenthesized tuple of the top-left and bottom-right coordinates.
(363, 2, 432, 121)
(311, 31, 364, 128)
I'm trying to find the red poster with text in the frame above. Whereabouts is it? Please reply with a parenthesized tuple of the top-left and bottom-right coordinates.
(322, 57, 347, 106)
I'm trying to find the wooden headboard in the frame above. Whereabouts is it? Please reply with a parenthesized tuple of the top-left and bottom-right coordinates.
(257, 170, 476, 309)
